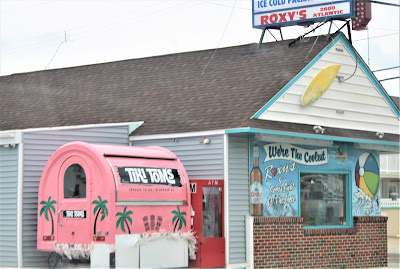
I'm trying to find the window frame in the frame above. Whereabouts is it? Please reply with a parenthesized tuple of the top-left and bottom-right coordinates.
(299, 169, 353, 229)
(63, 163, 87, 199)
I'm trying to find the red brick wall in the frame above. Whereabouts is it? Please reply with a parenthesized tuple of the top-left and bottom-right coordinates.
(253, 216, 387, 268)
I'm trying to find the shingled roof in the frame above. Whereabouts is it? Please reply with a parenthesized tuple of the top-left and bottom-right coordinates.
(0, 33, 398, 143)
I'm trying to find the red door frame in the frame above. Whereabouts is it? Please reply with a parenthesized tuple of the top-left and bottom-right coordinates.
(189, 179, 225, 268)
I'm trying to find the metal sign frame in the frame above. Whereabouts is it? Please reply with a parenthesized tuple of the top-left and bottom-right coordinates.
(252, 0, 355, 29)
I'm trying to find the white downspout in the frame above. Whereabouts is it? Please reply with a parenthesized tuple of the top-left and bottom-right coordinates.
(17, 137, 24, 267)
(223, 134, 229, 267)
(246, 216, 254, 269)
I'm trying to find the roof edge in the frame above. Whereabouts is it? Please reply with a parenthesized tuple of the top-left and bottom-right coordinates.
(4, 121, 144, 134)
(130, 129, 226, 141)
(225, 127, 400, 151)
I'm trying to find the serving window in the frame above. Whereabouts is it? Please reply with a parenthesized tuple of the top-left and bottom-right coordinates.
(300, 172, 351, 228)
(106, 156, 188, 203)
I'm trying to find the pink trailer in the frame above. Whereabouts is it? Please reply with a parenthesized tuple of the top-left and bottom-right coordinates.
(37, 142, 192, 261)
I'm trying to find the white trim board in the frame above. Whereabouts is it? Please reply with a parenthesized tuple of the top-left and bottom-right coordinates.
(130, 129, 226, 141)
(6, 121, 143, 134)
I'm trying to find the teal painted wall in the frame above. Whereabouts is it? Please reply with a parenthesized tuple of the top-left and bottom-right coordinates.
(249, 134, 381, 223)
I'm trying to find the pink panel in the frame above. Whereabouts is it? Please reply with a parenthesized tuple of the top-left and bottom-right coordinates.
(113, 204, 191, 235)
(37, 142, 191, 252)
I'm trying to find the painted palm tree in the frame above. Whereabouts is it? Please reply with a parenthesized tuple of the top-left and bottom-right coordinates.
(92, 196, 108, 234)
(39, 196, 57, 235)
(116, 207, 133, 234)
(172, 206, 186, 232)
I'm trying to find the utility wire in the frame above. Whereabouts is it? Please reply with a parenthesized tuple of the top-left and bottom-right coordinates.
(340, 54, 359, 82)
(192, 0, 249, 11)
(201, 0, 237, 76)
(369, 26, 400, 31)
(367, 28, 370, 66)
(3, 1, 198, 53)
(45, 31, 67, 70)
(373, 66, 400, 72)
(360, 0, 400, 7)
(68, 1, 201, 42)
(44, 40, 64, 70)
(353, 32, 399, 42)
(379, 76, 400, 82)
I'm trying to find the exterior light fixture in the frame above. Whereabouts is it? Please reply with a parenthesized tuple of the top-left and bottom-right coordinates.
(313, 126, 325, 134)
(201, 138, 211, 144)
(376, 132, 384, 139)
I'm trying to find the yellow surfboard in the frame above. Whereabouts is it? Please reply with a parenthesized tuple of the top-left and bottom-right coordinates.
(301, 64, 341, 106)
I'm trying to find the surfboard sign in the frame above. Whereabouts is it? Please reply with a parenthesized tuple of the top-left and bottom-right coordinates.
(301, 64, 341, 106)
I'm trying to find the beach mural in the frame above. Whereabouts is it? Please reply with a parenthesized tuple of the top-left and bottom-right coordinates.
(249, 135, 380, 219)
(353, 152, 380, 215)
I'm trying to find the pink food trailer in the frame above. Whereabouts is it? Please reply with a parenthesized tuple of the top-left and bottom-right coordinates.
(37, 141, 192, 264)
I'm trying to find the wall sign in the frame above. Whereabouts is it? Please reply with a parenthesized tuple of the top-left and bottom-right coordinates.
(249, 135, 381, 218)
(252, 0, 354, 28)
(263, 143, 328, 165)
(117, 167, 182, 187)
(63, 210, 86, 218)
(190, 183, 197, 193)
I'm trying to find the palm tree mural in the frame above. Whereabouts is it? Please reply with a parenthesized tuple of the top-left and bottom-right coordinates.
(171, 206, 186, 232)
(116, 207, 133, 234)
(39, 196, 57, 235)
(92, 196, 108, 235)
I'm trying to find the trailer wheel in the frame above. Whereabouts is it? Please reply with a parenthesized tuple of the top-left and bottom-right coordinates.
(47, 252, 61, 268)
(48, 252, 70, 268)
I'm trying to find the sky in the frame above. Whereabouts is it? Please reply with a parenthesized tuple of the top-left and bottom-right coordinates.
(1, 0, 399, 96)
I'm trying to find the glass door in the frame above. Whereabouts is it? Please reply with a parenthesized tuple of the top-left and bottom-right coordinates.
(200, 185, 225, 268)
(189, 180, 225, 268)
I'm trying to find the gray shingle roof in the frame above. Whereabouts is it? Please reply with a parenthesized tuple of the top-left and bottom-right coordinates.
(0, 34, 398, 143)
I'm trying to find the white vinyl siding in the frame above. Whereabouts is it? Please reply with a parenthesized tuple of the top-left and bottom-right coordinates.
(131, 135, 224, 180)
(381, 153, 400, 176)
(0, 145, 19, 267)
(258, 39, 400, 134)
(21, 126, 129, 267)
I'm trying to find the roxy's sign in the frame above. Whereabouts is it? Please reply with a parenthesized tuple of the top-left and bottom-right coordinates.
(117, 167, 182, 187)
(252, 0, 354, 28)
(263, 143, 328, 165)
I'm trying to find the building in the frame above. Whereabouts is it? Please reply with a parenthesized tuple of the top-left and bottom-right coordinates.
(380, 97, 400, 240)
(1, 32, 399, 268)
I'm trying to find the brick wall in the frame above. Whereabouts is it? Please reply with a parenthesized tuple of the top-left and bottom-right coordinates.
(253, 216, 387, 268)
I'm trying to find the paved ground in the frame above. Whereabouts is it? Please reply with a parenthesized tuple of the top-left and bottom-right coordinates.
(10, 237, 399, 268)
(56, 237, 400, 268)
(385, 236, 400, 268)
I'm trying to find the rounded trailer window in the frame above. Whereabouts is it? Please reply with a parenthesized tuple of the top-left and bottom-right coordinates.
(64, 164, 86, 199)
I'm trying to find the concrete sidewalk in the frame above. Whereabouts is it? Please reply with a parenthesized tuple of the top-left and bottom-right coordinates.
(375, 237, 400, 269)
(386, 237, 400, 268)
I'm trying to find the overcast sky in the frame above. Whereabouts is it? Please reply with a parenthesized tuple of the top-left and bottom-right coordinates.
(1, 0, 399, 96)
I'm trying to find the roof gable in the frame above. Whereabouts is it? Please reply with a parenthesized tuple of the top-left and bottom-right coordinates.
(252, 33, 400, 135)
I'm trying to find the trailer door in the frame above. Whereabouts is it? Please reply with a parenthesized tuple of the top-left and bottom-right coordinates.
(58, 156, 91, 244)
